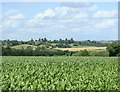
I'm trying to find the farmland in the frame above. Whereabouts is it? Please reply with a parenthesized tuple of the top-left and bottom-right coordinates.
(4, 44, 107, 51)
(59, 47, 107, 51)
(1, 56, 119, 90)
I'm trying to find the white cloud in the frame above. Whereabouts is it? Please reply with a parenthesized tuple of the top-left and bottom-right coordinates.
(2, 13, 25, 31)
(2, 3, 118, 40)
(95, 19, 116, 29)
(33, 3, 96, 20)
(9, 13, 25, 19)
(93, 10, 117, 18)
(4, 9, 20, 17)
(61, 2, 93, 8)
(34, 9, 55, 19)
(3, 14, 25, 32)
(3, 20, 24, 32)
(88, 5, 98, 11)
(73, 12, 88, 18)
(44, 9, 55, 17)
(55, 7, 69, 17)
(61, 2, 98, 12)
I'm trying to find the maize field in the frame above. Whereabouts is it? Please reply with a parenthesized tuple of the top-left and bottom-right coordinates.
(1, 56, 119, 90)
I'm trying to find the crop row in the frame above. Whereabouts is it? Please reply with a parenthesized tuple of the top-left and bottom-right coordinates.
(1, 56, 119, 90)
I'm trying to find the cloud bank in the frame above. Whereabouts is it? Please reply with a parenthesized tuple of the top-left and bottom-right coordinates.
(2, 2, 118, 41)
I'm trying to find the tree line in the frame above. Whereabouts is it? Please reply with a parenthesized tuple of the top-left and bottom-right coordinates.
(2, 38, 111, 48)
(1, 41, 120, 56)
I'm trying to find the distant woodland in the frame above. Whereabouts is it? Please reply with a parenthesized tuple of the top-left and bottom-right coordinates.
(1, 38, 113, 48)
(1, 38, 119, 56)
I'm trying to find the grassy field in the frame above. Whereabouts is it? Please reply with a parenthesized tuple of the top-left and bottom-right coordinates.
(1, 56, 119, 90)
(10, 44, 45, 50)
(71, 45, 96, 48)
(11, 44, 37, 50)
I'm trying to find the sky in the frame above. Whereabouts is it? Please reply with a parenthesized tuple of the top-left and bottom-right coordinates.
(2, 2, 118, 41)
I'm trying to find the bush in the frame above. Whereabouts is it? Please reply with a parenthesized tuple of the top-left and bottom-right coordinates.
(73, 49, 89, 56)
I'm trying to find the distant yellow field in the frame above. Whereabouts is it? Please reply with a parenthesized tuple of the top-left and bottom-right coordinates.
(59, 47, 107, 51)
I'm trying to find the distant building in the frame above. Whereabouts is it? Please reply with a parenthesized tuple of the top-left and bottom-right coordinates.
(53, 47, 59, 49)
(47, 47, 53, 49)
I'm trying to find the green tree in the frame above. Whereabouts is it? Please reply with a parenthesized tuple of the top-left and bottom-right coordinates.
(38, 38, 41, 42)
(70, 38, 74, 43)
(31, 38, 34, 42)
(107, 42, 120, 56)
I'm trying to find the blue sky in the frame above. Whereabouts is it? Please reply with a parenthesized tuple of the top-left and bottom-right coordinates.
(2, 2, 118, 41)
